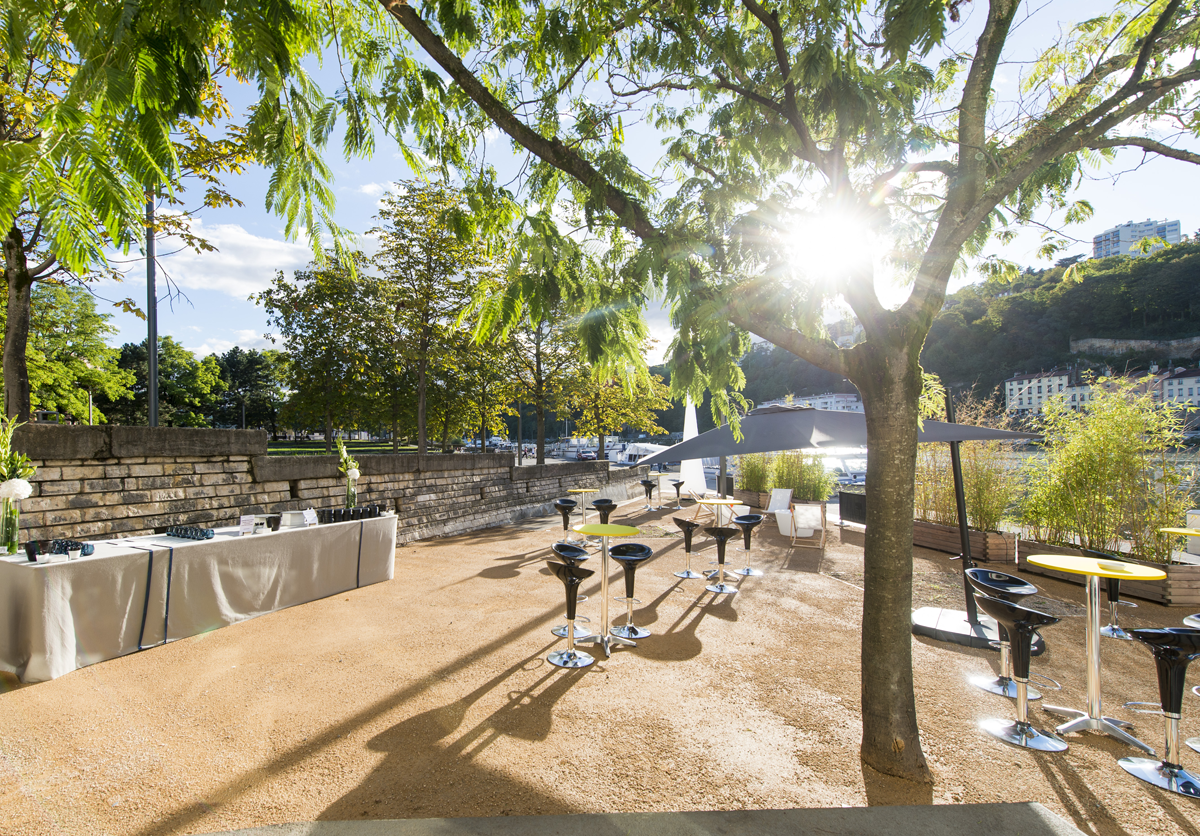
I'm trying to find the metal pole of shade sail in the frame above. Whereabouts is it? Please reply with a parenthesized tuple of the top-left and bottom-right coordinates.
(146, 190, 159, 428)
(945, 392, 978, 625)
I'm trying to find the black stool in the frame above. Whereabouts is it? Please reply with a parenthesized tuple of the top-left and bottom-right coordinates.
(1119, 628, 1200, 797)
(553, 498, 579, 545)
(973, 593, 1067, 752)
(1101, 576, 1136, 641)
(669, 480, 685, 510)
(639, 479, 658, 511)
(610, 543, 654, 639)
(966, 568, 1042, 701)
(704, 527, 739, 595)
(732, 514, 764, 577)
(546, 560, 596, 669)
(672, 517, 703, 579)
(550, 543, 593, 639)
(592, 498, 616, 525)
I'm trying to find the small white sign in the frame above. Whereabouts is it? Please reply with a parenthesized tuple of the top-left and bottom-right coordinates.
(303, 508, 318, 526)
(239, 515, 256, 536)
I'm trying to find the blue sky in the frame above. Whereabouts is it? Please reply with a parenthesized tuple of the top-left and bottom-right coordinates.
(91, 1, 1200, 366)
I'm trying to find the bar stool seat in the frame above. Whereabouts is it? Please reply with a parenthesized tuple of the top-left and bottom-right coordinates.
(1119, 628, 1200, 797)
(731, 514, 765, 577)
(973, 594, 1066, 752)
(704, 527, 739, 595)
(550, 543, 592, 639)
(610, 543, 654, 639)
(546, 560, 596, 669)
(669, 480, 685, 510)
(638, 479, 658, 511)
(672, 517, 703, 579)
(592, 498, 617, 525)
(553, 498, 579, 545)
(965, 568, 1042, 701)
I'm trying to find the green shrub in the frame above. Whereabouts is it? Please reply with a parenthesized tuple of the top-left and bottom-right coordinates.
(736, 453, 772, 493)
(1019, 377, 1193, 563)
(772, 451, 837, 501)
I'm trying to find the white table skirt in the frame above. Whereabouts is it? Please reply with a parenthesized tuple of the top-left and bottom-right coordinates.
(0, 515, 397, 682)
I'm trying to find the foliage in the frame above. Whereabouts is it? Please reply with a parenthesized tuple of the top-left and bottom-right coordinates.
(771, 452, 837, 502)
(923, 242, 1200, 392)
(0, 417, 35, 481)
(914, 391, 1020, 531)
(1, 283, 134, 424)
(256, 252, 374, 450)
(736, 453, 772, 493)
(1019, 378, 1193, 563)
(93, 337, 224, 427)
(213, 347, 287, 432)
(562, 367, 671, 456)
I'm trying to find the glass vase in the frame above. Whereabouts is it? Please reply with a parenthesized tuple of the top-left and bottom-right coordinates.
(2, 498, 18, 555)
(345, 478, 357, 509)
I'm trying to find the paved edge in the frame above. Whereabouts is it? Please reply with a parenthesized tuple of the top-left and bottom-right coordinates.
(197, 802, 1085, 836)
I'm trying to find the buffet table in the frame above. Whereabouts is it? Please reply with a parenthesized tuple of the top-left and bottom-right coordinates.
(0, 515, 397, 682)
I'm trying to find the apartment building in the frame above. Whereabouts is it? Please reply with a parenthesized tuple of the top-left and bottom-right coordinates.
(1093, 218, 1181, 259)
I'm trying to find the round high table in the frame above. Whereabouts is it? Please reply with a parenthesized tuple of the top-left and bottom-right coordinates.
(692, 498, 741, 525)
(573, 523, 640, 658)
(1027, 553, 1165, 755)
(568, 488, 600, 543)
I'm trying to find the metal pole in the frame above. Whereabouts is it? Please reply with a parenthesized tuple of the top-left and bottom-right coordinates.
(945, 392, 977, 624)
(146, 190, 159, 427)
(517, 400, 523, 465)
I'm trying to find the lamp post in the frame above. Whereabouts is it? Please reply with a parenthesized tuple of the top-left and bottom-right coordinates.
(146, 189, 159, 427)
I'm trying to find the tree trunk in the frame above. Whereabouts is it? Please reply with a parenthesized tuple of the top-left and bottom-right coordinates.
(416, 322, 430, 454)
(2, 226, 33, 421)
(535, 402, 546, 465)
(850, 340, 932, 785)
(324, 407, 333, 454)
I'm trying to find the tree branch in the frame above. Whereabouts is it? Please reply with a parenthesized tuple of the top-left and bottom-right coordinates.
(378, 0, 662, 242)
(1086, 136, 1200, 165)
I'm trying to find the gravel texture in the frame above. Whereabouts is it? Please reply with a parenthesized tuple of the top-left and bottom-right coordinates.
(1, 503, 1199, 835)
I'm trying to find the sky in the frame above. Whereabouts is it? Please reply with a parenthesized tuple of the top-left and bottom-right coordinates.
(90, 1, 1200, 367)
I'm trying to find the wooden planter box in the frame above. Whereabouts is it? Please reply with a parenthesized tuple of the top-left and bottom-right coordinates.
(730, 489, 769, 509)
(1017, 540, 1200, 607)
(912, 520, 1016, 564)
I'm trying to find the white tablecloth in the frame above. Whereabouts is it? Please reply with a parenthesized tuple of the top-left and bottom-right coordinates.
(0, 515, 397, 682)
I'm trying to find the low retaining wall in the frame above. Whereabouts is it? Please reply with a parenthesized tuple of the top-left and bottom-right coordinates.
(15, 426, 649, 545)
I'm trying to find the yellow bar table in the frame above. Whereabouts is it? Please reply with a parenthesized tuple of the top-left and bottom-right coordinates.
(568, 488, 599, 537)
(1027, 553, 1165, 754)
(573, 523, 639, 658)
(692, 497, 740, 524)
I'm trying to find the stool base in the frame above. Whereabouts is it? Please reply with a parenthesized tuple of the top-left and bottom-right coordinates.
(611, 624, 650, 639)
(733, 566, 763, 577)
(1187, 736, 1200, 754)
(1118, 757, 1200, 797)
(548, 648, 595, 669)
(980, 718, 1068, 752)
(970, 674, 1042, 701)
(1100, 624, 1134, 641)
(675, 569, 704, 579)
(551, 624, 593, 639)
(706, 582, 738, 595)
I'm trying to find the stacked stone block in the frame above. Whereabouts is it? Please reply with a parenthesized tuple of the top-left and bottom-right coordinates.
(15, 425, 648, 545)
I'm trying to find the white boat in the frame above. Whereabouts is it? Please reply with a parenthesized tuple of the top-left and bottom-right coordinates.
(607, 442, 670, 466)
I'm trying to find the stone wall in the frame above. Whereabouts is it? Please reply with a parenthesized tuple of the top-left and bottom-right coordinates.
(1070, 335, 1200, 358)
(14, 425, 650, 545)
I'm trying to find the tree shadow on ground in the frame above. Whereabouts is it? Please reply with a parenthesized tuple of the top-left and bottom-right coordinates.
(320, 646, 587, 822)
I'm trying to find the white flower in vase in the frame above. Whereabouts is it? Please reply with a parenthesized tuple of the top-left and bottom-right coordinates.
(0, 478, 32, 501)
(347, 468, 361, 481)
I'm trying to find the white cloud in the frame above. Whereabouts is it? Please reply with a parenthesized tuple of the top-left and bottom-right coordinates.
(186, 329, 273, 358)
(356, 182, 388, 197)
(149, 220, 314, 298)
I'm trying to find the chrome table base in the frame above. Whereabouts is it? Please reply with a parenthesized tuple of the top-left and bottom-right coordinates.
(574, 533, 637, 658)
(1042, 708, 1152, 754)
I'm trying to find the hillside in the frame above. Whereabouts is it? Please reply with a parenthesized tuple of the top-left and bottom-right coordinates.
(921, 242, 1200, 394)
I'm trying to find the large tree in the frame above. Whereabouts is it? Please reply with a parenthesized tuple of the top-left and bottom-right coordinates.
(35, 0, 1200, 785)
(95, 337, 223, 427)
(371, 183, 494, 453)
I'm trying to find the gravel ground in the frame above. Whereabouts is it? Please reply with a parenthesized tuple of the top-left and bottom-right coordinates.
(1, 502, 1198, 835)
